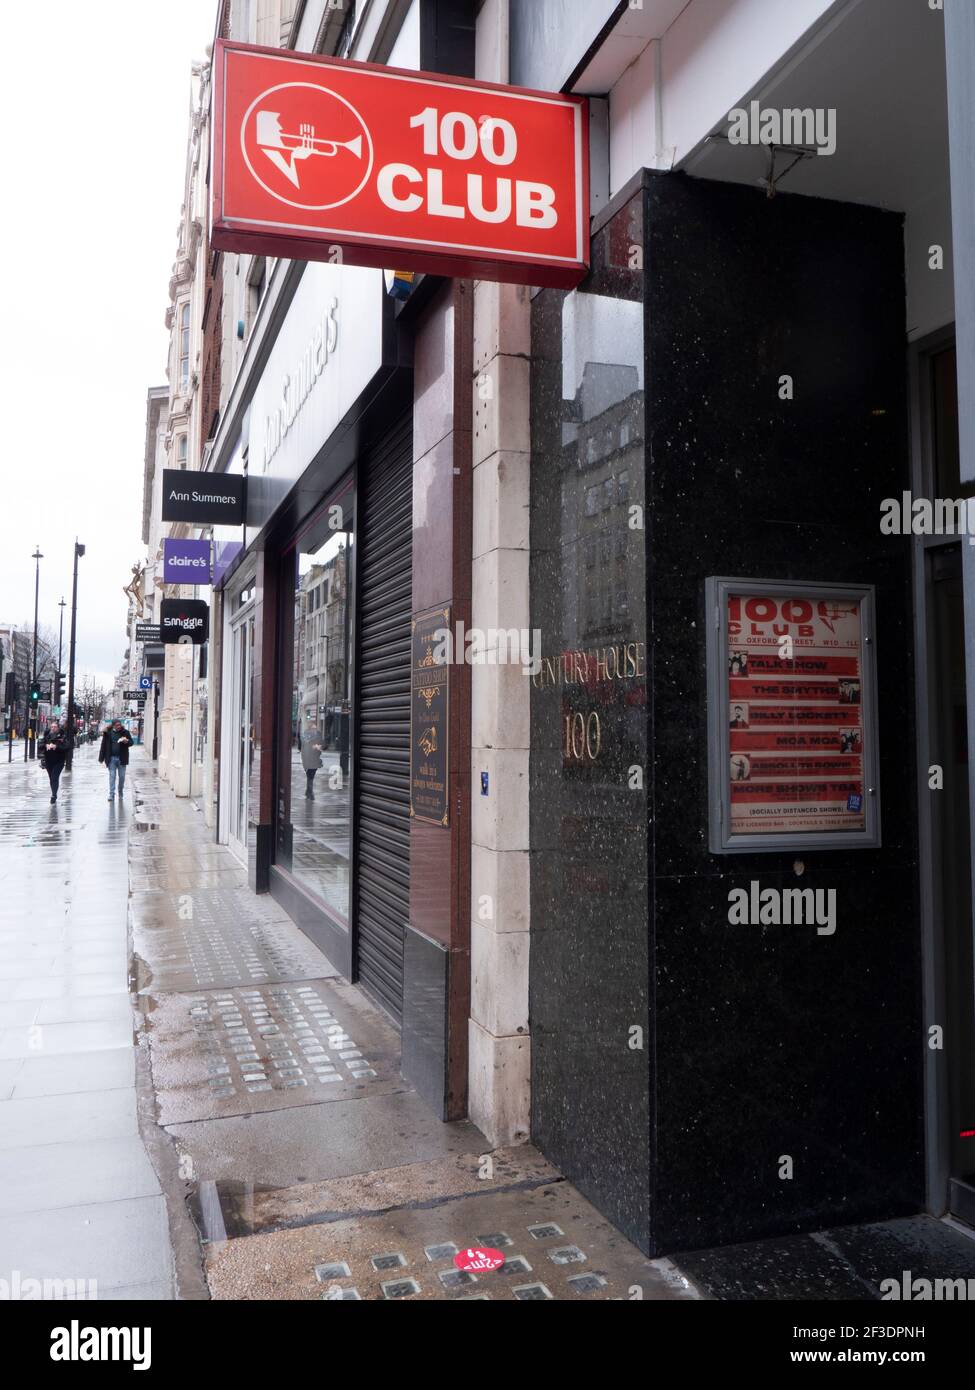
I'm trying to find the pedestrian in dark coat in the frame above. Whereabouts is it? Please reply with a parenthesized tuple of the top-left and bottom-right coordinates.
(40, 721, 69, 803)
(98, 720, 133, 801)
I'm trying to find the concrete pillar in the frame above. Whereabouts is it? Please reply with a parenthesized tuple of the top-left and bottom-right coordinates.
(468, 273, 532, 1145)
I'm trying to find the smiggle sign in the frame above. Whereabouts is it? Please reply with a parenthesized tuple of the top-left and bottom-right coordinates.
(212, 40, 589, 287)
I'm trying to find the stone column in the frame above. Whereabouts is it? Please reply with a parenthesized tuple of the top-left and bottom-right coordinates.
(468, 277, 533, 1145)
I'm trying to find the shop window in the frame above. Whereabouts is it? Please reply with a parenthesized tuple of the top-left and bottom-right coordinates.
(178, 302, 190, 391)
(277, 483, 355, 924)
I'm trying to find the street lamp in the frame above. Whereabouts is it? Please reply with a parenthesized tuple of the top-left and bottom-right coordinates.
(57, 597, 66, 708)
(65, 541, 85, 771)
(25, 546, 42, 761)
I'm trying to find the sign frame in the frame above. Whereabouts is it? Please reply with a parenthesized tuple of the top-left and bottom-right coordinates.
(706, 577, 881, 853)
(211, 38, 589, 289)
(160, 598, 210, 646)
(161, 469, 246, 526)
(163, 537, 213, 585)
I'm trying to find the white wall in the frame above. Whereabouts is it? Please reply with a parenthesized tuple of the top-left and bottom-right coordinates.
(608, 0, 841, 194)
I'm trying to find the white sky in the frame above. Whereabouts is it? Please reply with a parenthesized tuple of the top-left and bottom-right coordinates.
(0, 1, 216, 690)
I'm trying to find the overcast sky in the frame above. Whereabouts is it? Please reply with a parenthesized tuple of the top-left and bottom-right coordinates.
(0, 1, 216, 690)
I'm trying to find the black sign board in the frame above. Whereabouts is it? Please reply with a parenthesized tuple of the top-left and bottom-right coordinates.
(160, 598, 210, 645)
(162, 469, 245, 525)
(123, 690, 148, 702)
(135, 624, 161, 643)
(144, 649, 165, 670)
(410, 606, 450, 827)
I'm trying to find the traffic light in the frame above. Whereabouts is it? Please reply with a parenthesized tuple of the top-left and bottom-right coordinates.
(29, 681, 41, 705)
(3, 672, 16, 707)
(54, 671, 63, 706)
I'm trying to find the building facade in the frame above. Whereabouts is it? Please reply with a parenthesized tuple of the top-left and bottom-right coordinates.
(136, 0, 975, 1258)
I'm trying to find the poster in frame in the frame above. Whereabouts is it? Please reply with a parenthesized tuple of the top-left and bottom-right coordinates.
(706, 577, 881, 853)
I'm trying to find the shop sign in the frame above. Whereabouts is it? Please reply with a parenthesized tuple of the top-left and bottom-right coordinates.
(163, 538, 212, 584)
(160, 599, 210, 646)
(135, 623, 161, 643)
(162, 469, 246, 525)
(706, 579, 880, 852)
(123, 690, 148, 703)
(410, 606, 449, 826)
(246, 259, 382, 509)
(212, 39, 589, 287)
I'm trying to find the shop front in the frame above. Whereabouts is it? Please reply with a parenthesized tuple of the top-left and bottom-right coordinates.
(213, 254, 412, 1008)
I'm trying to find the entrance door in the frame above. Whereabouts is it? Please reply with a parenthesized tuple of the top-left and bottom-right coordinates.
(919, 341, 975, 1223)
(228, 609, 254, 865)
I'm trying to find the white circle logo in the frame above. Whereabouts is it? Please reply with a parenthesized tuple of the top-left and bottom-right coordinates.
(240, 81, 374, 211)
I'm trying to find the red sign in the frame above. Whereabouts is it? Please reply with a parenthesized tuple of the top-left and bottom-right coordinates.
(212, 40, 589, 288)
(454, 1247, 505, 1272)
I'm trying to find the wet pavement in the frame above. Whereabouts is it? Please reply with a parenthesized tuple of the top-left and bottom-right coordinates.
(123, 751, 695, 1300)
(4, 746, 972, 1301)
(0, 744, 173, 1299)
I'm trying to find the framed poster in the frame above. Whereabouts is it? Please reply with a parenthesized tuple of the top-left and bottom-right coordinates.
(410, 606, 450, 827)
(706, 578, 880, 853)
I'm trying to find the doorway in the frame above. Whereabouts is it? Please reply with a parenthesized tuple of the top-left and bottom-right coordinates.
(926, 546, 975, 1218)
(916, 338, 975, 1223)
(227, 591, 255, 866)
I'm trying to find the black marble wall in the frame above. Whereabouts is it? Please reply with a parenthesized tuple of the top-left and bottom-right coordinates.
(530, 189, 651, 1249)
(530, 172, 922, 1255)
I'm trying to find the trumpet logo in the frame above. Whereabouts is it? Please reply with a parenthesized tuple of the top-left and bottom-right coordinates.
(241, 82, 374, 211)
(255, 110, 363, 190)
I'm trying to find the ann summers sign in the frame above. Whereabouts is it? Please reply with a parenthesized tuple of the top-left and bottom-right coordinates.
(212, 40, 589, 288)
(162, 469, 246, 525)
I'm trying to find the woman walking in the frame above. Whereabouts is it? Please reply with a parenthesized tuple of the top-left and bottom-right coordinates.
(40, 720, 69, 804)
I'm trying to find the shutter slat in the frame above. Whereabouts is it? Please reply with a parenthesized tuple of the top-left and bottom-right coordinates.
(354, 413, 412, 1023)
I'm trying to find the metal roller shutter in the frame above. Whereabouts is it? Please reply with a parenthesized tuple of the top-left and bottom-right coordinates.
(354, 412, 412, 1022)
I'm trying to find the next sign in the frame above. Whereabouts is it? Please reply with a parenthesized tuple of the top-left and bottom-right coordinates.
(212, 40, 589, 288)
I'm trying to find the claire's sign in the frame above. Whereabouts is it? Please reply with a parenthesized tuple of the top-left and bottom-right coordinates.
(212, 40, 589, 287)
(163, 538, 212, 585)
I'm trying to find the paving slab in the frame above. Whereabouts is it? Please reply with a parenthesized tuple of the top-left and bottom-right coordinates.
(168, 1091, 488, 1192)
(0, 1135, 161, 1216)
(0, 1088, 139, 1150)
(147, 978, 405, 1124)
(673, 1214, 975, 1300)
(203, 1154, 699, 1302)
(0, 1194, 172, 1293)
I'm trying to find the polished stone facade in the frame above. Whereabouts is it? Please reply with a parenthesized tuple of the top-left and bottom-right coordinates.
(531, 172, 921, 1255)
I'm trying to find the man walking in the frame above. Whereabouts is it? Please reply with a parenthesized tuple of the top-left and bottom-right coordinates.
(98, 719, 133, 801)
(40, 720, 69, 803)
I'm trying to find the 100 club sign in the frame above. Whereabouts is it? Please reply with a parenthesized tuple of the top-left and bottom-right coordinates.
(212, 39, 589, 287)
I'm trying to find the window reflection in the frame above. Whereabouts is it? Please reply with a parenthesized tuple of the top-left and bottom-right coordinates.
(278, 487, 354, 922)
